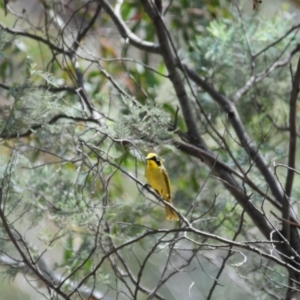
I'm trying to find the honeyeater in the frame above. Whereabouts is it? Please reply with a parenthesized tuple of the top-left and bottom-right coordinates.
(145, 153, 179, 221)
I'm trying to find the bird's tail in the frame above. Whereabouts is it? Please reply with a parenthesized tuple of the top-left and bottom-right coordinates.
(164, 202, 179, 221)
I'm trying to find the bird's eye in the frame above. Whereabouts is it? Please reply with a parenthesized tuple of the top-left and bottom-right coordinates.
(154, 157, 161, 166)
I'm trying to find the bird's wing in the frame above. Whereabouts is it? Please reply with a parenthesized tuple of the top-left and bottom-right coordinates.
(161, 167, 171, 201)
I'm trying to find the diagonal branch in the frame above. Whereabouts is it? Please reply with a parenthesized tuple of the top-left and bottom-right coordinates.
(72, 2, 102, 51)
(174, 140, 273, 239)
(207, 206, 247, 300)
(0, 22, 69, 55)
(0, 114, 101, 139)
(182, 63, 286, 206)
(98, 0, 160, 54)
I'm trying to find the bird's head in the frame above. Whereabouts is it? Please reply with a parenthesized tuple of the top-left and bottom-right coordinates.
(145, 153, 162, 166)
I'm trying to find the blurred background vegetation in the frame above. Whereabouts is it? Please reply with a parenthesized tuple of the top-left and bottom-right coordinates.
(1, 0, 300, 299)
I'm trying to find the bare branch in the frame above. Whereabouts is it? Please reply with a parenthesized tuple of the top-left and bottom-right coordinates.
(98, 0, 160, 53)
(0, 22, 69, 55)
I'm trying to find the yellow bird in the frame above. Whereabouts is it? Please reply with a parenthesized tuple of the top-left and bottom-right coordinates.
(145, 153, 179, 221)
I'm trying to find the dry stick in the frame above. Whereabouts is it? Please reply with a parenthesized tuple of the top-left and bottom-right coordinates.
(0, 114, 99, 139)
(207, 205, 248, 300)
(98, 0, 160, 53)
(272, 212, 300, 228)
(0, 22, 69, 54)
(133, 238, 165, 300)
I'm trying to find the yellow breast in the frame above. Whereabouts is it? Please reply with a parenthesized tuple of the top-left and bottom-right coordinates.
(145, 160, 171, 200)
